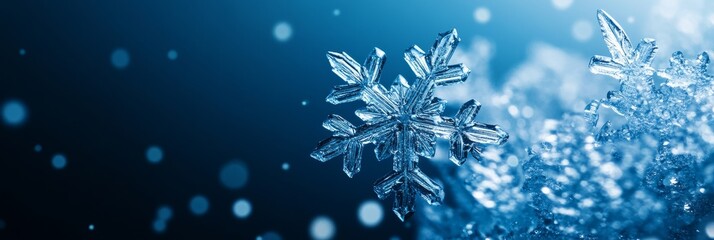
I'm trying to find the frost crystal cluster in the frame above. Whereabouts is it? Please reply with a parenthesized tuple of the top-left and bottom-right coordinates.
(311, 29, 509, 221)
(418, 10, 714, 239)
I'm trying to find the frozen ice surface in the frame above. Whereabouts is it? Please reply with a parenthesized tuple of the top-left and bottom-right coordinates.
(311, 29, 509, 221)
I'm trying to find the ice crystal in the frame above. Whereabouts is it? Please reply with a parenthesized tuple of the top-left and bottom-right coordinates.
(589, 9, 714, 143)
(311, 29, 509, 221)
(418, 9, 714, 239)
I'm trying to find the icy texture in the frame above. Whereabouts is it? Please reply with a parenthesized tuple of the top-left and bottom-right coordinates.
(311, 29, 509, 221)
(589, 9, 714, 150)
(418, 9, 714, 239)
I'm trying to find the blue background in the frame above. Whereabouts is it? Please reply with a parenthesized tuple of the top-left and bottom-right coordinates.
(0, 0, 668, 239)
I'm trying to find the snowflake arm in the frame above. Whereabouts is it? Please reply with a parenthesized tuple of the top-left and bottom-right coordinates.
(403, 30, 507, 161)
(411, 100, 508, 165)
(374, 164, 443, 221)
(311, 115, 397, 177)
(589, 9, 657, 80)
(326, 49, 399, 115)
(374, 125, 443, 221)
(404, 31, 470, 86)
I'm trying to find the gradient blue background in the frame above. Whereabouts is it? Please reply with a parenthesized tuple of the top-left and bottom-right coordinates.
(0, 0, 670, 239)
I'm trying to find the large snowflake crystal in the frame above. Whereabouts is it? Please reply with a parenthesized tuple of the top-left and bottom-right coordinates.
(311, 29, 509, 221)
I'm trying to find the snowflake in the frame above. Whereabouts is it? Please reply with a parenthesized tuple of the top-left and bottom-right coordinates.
(589, 9, 658, 119)
(589, 9, 714, 142)
(310, 29, 509, 221)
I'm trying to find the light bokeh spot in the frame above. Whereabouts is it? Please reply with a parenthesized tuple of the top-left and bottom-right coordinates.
(52, 154, 67, 170)
(474, 7, 491, 24)
(232, 199, 252, 219)
(572, 20, 594, 42)
(552, 0, 573, 10)
(167, 49, 178, 60)
(3, 100, 27, 126)
(219, 160, 249, 189)
(111, 48, 130, 69)
(273, 22, 293, 42)
(189, 195, 210, 216)
(310, 216, 336, 240)
(146, 146, 164, 164)
(357, 200, 383, 228)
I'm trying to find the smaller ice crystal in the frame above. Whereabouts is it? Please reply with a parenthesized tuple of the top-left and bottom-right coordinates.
(589, 10, 657, 81)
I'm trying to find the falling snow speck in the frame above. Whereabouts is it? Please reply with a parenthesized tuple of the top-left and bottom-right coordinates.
(34, 144, 42, 152)
(473, 7, 491, 24)
(2, 100, 27, 126)
(88, 224, 94, 231)
(219, 160, 249, 189)
(146, 146, 164, 164)
(572, 20, 594, 42)
(189, 195, 209, 216)
(52, 154, 67, 170)
(282, 162, 290, 171)
(273, 22, 292, 42)
(301, 100, 309, 106)
(0, 218, 5, 230)
(232, 199, 252, 219)
(333, 9, 340, 16)
(310, 216, 336, 240)
(111, 48, 130, 69)
(167, 49, 178, 60)
(357, 200, 383, 228)
(18, 48, 26, 56)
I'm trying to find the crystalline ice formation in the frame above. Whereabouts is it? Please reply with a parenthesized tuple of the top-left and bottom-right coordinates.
(311, 29, 509, 221)
(417, 9, 714, 240)
(589, 9, 714, 145)
(521, 9, 714, 238)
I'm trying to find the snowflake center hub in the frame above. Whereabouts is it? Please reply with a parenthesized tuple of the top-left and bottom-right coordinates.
(397, 113, 414, 126)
